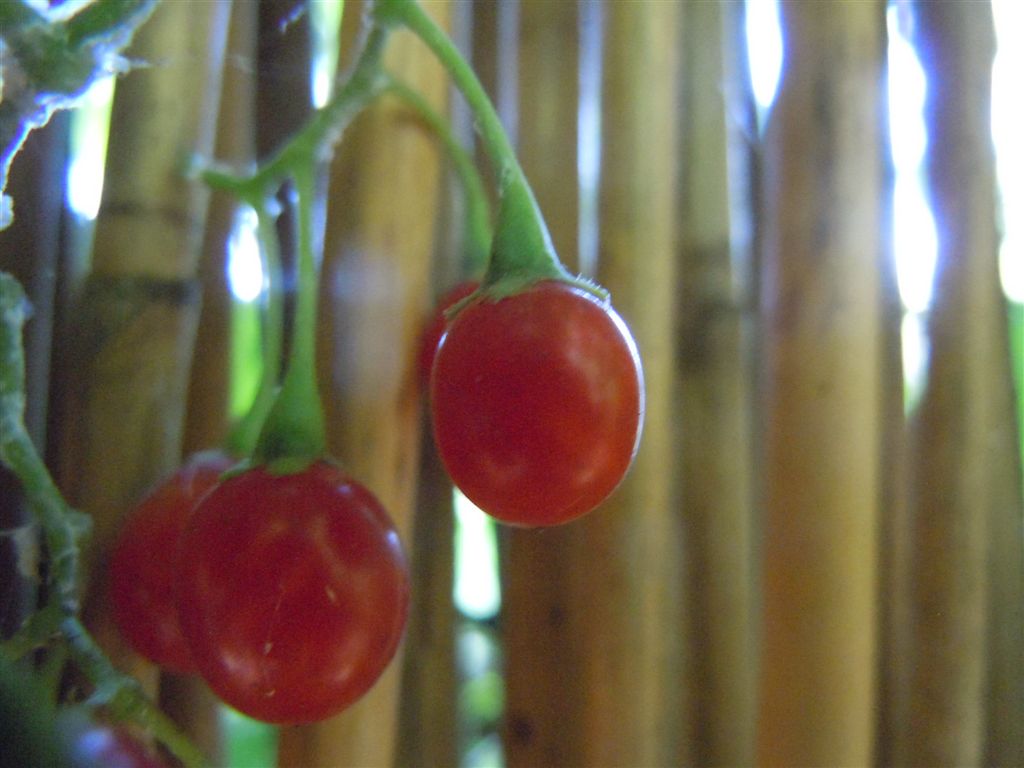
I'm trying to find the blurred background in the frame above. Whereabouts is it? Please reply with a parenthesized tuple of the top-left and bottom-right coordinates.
(1, 0, 1021, 766)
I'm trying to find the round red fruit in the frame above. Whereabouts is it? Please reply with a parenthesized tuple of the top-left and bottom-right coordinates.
(430, 279, 643, 526)
(416, 280, 480, 391)
(108, 450, 235, 673)
(174, 461, 409, 724)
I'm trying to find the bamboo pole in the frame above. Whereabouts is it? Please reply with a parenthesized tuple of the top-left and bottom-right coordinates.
(393, 8, 476, 763)
(161, 3, 260, 760)
(497, 2, 585, 765)
(52, 0, 230, 681)
(897, 4, 1022, 764)
(547, 3, 682, 765)
(677, 2, 756, 764)
(275, 3, 450, 765)
(755, 3, 884, 765)
(395, 430, 457, 768)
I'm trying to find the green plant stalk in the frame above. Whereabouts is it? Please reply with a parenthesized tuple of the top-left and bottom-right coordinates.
(203, 12, 403, 468)
(381, 74, 491, 273)
(0, 275, 87, 618)
(372, 0, 603, 300)
(201, 22, 391, 201)
(0, 272, 207, 768)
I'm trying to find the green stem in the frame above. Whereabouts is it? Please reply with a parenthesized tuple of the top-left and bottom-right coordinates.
(203, 19, 399, 468)
(381, 74, 491, 274)
(0, 276, 87, 617)
(372, 0, 596, 298)
(201, 24, 391, 200)
(252, 165, 327, 469)
(373, 0, 517, 194)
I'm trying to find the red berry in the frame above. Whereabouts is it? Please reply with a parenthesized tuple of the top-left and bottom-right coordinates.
(175, 460, 410, 724)
(431, 280, 643, 526)
(108, 451, 235, 673)
(416, 280, 480, 392)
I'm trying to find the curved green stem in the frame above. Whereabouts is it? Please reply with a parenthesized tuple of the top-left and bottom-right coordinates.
(203, 14, 398, 468)
(371, 0, 601, 299)
(252, 165, 327, 470)
(201, 23, 391, 200)
(381, 74, 491, 274)
(373, 0, 518, 195)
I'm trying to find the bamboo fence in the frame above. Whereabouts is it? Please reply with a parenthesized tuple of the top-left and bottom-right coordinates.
(0, 1, 1021, 766)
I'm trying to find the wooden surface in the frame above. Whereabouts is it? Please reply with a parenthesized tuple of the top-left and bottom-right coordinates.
(755, 3, 884, 765)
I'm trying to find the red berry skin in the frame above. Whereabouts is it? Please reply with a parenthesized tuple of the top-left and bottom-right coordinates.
(416, 280, 480, 392)
(430, 280, 644, 527)
(108, 450, 235, 674)
(174, 461, 410, 725)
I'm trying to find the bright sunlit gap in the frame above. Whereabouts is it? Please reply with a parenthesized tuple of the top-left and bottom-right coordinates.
(226, 206, 266, 424)
(453, 491, 502, 622)
(888, 5, 938, 316)
(992, 0, 1024, 304)
(227, 205, 264, 303)
(577, 0, 603, 278)
(66, 76, 115, 220)
(310, 0, 344, 108)
(745, 0, 783, 115)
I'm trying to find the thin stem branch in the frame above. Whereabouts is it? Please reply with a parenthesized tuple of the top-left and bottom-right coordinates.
(372, 0, 522, 196)
(382, 73, 491, 274)
(372, 0, 603, 299)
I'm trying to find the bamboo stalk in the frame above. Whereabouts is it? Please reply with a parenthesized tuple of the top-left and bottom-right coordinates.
(395, 430, 457, 768)
(393, 8, 474, 763)
(181, 0, 257, 458)
(984, 336, 1024, 768)
(897, 3, 1021, 764)
(497, 2, 584, 765)
(52, 0, 230, 681)
(677, 2, 756, 764)
(275, 3, 450, 765)
(755, 3, 884, 765)
(553, 3, 682, 765)
(161, 3, 260, 761)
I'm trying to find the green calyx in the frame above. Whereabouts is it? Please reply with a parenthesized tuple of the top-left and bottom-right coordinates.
(250, 375, 327, 473)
